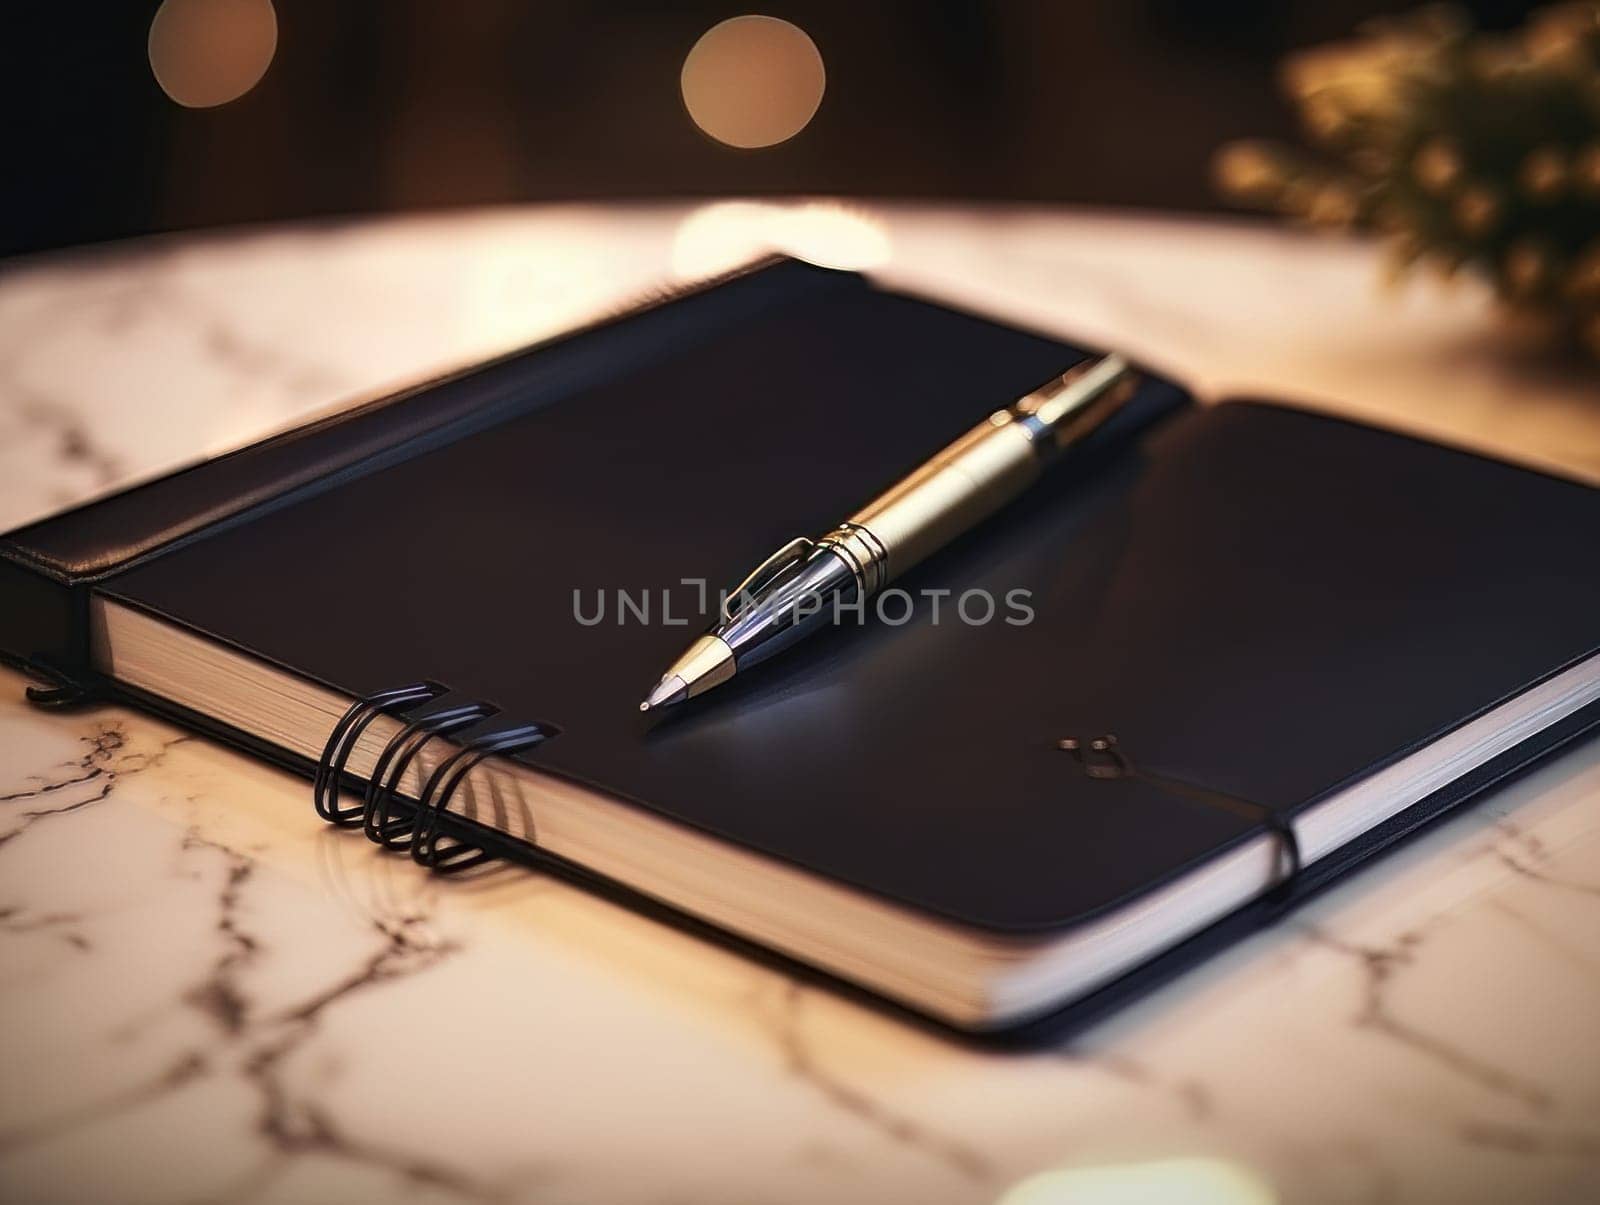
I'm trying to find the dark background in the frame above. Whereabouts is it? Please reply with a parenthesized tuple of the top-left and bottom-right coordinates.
(5, 0, 1544, 259)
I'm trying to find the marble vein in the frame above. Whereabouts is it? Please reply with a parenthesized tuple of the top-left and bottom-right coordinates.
(9, 386, 125, 495)
(0, 713, 506, 1200)
(1299, 924, 1555, 1113)
(761, 982, 996, 1184)
(160, 832, 497, 1202)
(1056, 1048, 1216, 1123)
(0, 723, 189, 849)
(1493, 819, 1600, 899)
(1456, 1120, 1600, 1160)
(1, 809, 493, 1201)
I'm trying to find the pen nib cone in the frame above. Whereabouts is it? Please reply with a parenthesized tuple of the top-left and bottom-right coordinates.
(641, 675, 688, 712)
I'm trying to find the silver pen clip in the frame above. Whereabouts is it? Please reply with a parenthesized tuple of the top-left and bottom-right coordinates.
(720, 537, 815, 623)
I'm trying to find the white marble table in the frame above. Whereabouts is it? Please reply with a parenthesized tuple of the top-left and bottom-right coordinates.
(1, 203, 1598, 1204)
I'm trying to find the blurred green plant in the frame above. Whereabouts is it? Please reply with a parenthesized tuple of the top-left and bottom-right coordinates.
(1214, 3, 1600, 357)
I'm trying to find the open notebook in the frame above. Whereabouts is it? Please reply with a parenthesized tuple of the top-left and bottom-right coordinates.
(5, 259, 1600, 1036)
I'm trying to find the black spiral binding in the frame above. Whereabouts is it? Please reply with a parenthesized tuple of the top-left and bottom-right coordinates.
(314, 682, 446, 825)
(1060, 733, 1304, 901)
(411, 724, 554, 873)
(361, 702, 500, 850)
(313, 682, 558, 876)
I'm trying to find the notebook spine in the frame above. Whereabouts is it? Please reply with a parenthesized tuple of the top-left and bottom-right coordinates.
(313, 681, 556, 874)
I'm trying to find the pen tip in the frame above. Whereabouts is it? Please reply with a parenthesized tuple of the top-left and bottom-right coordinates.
(640, 675, 689, 712)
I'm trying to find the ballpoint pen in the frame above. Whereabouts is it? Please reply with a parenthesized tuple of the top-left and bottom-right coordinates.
(640, 353, 1139, 710)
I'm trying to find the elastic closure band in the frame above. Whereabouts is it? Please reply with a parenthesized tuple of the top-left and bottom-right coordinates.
(1059, 733, 1304, 896)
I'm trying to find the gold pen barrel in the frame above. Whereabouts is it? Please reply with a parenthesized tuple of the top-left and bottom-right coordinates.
(825, 413, 1039, 587)
(820, 354, 1136, 591)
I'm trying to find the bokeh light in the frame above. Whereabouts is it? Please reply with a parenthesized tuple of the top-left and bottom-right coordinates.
(996, 1157, 1277, 1205)
(671, 201, 891, 279)
(680, 16, 825, 149)
(148, 0, 278, 109)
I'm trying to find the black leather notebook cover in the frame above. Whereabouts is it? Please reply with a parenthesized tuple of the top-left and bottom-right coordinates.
(4, 258, 1599, 1038)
